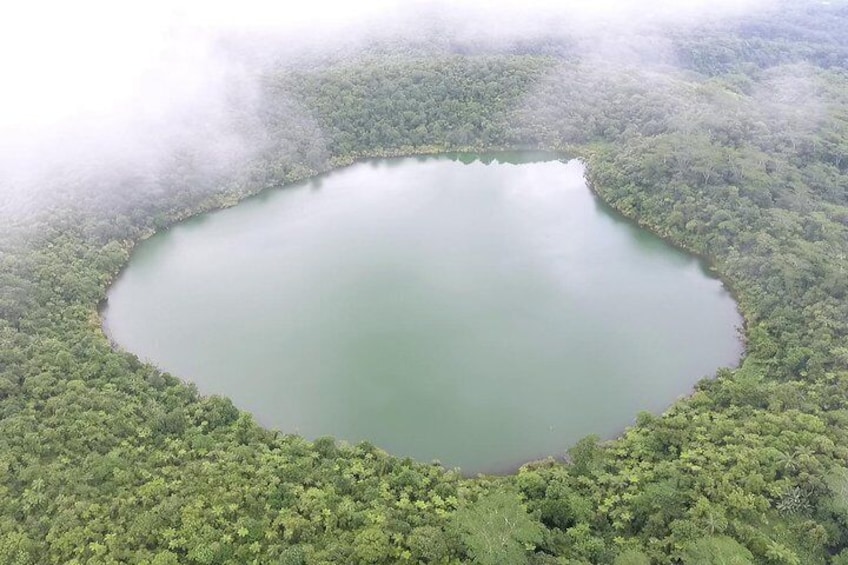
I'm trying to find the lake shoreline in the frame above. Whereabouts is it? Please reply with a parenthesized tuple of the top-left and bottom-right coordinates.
(101, 151, 745, 475)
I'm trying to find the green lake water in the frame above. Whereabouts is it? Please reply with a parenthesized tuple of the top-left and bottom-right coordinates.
(103, 155, 742, 474)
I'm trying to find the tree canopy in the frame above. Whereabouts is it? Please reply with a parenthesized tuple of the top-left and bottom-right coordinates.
(1, 1, 848, 563)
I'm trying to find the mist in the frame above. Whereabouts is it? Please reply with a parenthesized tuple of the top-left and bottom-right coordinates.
(0, 0, 777, 227)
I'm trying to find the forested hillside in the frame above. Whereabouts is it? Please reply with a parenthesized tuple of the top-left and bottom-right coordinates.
(1, 1, 848, 563)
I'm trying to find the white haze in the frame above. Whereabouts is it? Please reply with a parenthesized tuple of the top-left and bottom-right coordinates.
(0, 0, 773, 221)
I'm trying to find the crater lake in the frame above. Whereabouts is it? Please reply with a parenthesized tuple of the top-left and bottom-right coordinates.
(103, 155, 743, 474)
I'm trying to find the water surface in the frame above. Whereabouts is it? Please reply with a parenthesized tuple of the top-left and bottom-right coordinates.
(104, 155, 742, 473)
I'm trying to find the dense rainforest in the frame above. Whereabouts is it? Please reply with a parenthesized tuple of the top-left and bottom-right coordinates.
(2, 1, 848, 563)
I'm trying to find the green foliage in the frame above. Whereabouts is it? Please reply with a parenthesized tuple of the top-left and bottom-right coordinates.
(1, 2, 848, 563)
(613, 549, 651, 565)
(682, 536, 754, 564)
(832, 549, 848, 565)
(451, 491, 542, 565)
(279, 56, 553, 156)
(566, 435, 604, 477)
(538, 479, 591, 530)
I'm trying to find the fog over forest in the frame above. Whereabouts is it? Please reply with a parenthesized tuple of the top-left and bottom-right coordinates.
(0, 0, 776, 223)
(4, 1, 848, 563)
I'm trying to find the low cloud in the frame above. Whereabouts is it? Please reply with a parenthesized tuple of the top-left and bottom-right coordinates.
(0, 0, 776, 223)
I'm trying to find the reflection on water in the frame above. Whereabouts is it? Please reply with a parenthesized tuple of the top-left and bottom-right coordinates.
(104, 155, 742, 474)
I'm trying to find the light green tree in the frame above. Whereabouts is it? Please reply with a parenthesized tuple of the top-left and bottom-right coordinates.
(451, 491, 542, 565)
(682, 536, 754, 565)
